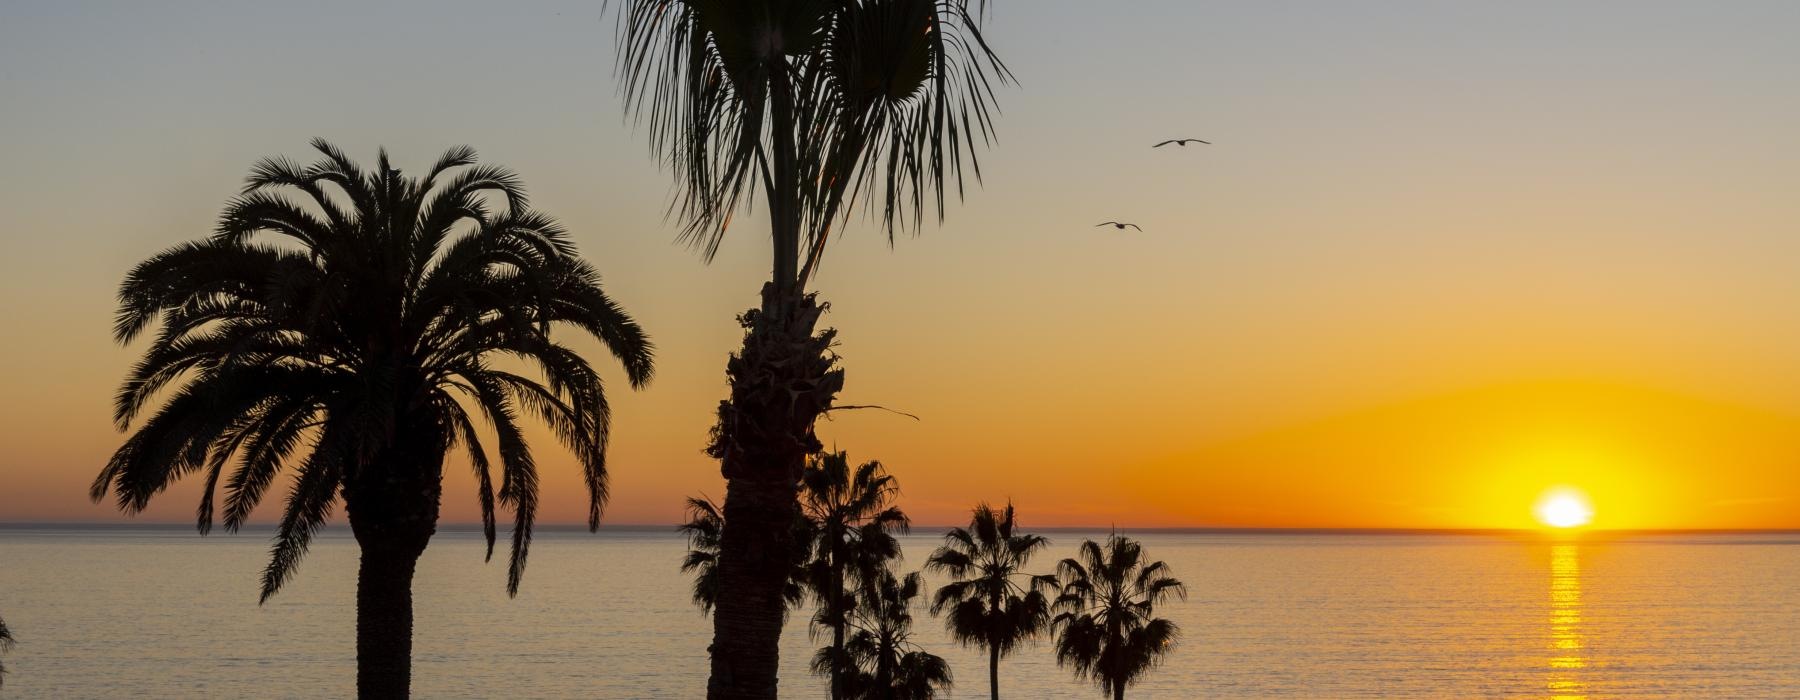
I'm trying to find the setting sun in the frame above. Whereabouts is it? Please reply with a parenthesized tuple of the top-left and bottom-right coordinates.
(1535, 488, 1595, 528)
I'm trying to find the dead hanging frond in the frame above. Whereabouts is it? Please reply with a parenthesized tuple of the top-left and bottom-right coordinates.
(823, 404, 921, 421)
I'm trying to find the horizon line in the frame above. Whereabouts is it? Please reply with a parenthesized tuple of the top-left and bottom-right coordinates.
(5, 521, 1800, 536)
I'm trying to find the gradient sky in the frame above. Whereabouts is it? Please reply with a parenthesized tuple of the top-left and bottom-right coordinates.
(3, 1, 1799, 529)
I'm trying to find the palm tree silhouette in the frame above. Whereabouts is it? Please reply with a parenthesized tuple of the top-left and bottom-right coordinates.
(800, 451, 910, 700)
(821, 570, 953, 700)
(1051, 535, 1186, 700)
(613, 4, 1011, 695)
(92, 140, 654, 698)
(0, 613, 13, 689)
(925, 502, 1057, 699)
(679, 496, 811, 616)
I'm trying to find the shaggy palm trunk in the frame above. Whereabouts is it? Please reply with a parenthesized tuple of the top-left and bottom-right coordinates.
(345, 445, 443, 700)
(706, 286, 843, 700)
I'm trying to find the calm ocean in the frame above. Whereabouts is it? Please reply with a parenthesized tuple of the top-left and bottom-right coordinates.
(2, 526, 1797, 698)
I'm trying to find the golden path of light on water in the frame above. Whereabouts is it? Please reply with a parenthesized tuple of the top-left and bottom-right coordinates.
(1547, 544, 1587, 699)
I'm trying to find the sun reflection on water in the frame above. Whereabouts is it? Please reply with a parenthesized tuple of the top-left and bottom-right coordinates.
(1547, 543, 1586, 699)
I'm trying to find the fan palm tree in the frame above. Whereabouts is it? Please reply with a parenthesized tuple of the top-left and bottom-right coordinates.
(925, 502, 1056, 699)
(800, 451, 909, 699)
(0, 613, 13, 689)
(679, 496, 812, 616)
(817, 570, 952, 700)
(1051, 536, 1186, 700)
(614, 4, 1011, 695)
(93, 140, 654, 698)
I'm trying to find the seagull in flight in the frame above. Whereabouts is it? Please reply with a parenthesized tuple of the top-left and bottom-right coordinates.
(1096, 221, 1142, 231)
(1153, 138, 1210, 148)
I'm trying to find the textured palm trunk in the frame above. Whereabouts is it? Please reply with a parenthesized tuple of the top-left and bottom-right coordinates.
(346, 443, 443, 700)
(706, 286, 843, 700)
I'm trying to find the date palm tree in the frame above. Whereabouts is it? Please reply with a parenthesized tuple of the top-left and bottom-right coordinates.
(1051, 535, 1186, 700)
(614, 4, 1011, 695)
(679, 496, 811, 616)
(925, 502, 1056, 699)
(0, 613, 13, 689)
(800, 451, 909, 699)
(819, 570, 952, 700)
(93, 140, 654, 698)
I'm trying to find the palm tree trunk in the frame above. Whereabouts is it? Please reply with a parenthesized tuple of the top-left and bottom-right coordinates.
(345, 450, 442, 700)
(1114, 683, 1125, 700)
(354, 534, 426, 699)
(990, 644, 1001, 700)
(707, 474, 798, 699)
(831, 610, 847, 700)
(830, 552, 846, 700)
(705, 287, 843, 700)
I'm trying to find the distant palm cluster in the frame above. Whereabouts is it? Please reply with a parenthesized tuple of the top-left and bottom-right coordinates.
(681, 453, 1187, 700)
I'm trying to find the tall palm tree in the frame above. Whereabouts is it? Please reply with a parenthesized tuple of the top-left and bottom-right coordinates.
(679, 496, 811, 616)
(0, 613, 12, 689)
(93, 140, 654, 698)
(1051, 536, 1186, 700)
(800, 451, 909, 699)
(818, 570, 952, 700)
(614, 4, 1011, 696)
(925, 502, 1056, 699)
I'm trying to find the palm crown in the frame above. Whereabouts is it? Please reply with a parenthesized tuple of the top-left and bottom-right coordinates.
(802, 451, 911, 598)
(94, 140, 654, 599)
(833, 570, 953, 700)
(926, 502, 1056, 698)
(617, 0, 1012, 287)
(1052, 535, 1186, 699)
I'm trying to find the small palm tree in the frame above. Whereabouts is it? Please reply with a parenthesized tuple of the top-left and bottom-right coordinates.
(0, 613, 13, 689)
(614, 4, 1012, 694)
(925, 502, 1056, 699)
(679, 496, 811, 616)
(801, 451, 910, 700)
(820, 570, 952, 700)
(1051, 536, 1186, 700)
(93, 140, 654, 698)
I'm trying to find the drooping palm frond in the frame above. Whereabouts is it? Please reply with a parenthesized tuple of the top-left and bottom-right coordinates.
(1051, 535, 1187, 697)
(97, 141, 654, 600)
(615, 0, 1013, 287)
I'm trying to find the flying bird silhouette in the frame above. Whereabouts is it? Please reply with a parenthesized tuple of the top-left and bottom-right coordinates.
(1153, 139, 1210, 148)
(1096, 221, 1142, 231)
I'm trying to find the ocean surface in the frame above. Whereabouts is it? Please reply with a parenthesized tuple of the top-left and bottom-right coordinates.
(2, 526, 1798, 698)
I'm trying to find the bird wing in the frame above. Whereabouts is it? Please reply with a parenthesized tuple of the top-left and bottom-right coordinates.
(1127, 224, 1142, 231)
(1191, 139, 1211, 145)
(1095, 222, 1117, 227)
(1153, 140, 1175, 147)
